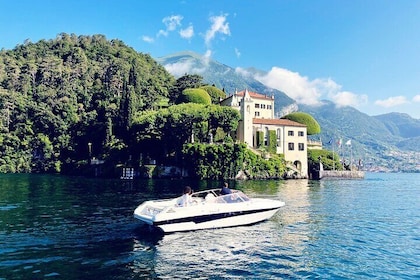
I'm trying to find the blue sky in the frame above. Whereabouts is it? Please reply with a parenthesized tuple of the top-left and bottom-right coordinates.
(1, 0, 419, 118)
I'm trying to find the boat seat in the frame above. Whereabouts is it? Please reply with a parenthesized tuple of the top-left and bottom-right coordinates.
(205, 193, 216, 202)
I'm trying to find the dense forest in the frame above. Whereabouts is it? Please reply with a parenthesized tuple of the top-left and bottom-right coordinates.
(1, 33, 284, 179)
(0, 33, 176, 174)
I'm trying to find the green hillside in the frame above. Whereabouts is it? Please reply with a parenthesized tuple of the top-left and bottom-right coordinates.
(300, 101, 419, 171)
(374, 113, 420, 152)
(0, 33, 174, 173)
(374, 112, 420, 139)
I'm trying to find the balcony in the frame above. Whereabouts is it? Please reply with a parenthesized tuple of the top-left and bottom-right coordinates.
(307, 139, 322, 150)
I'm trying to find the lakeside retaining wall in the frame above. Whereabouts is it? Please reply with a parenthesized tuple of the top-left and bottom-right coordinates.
(320, 170, 365, 179)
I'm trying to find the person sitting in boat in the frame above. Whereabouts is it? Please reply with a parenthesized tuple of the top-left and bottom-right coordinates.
(178, 186, 193, 207)
(220, 182, 232, 195)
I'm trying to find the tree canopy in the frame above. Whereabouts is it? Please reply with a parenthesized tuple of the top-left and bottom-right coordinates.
(282, 112, 321, 135)
(179, 88, 211, 105)
(131, 103, 240, 162)
(0, 33, 174, 173)
(170, 74, 205, 104)
(200, 85, 226, 104)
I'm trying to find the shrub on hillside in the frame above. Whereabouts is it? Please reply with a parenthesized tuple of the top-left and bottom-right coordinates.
(308, 149, 342, 171)
(282, 112, 321, 135)
(200, 85, 226, 104)
(182, 143, 286, 179)
(178, 88, 211, 105)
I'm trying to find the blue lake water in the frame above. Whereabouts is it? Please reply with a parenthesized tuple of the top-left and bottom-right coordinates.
(0, 173, 419, 279)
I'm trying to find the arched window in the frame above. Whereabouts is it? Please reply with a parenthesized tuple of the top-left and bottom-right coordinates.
(277, 128, 281, 147)
(294, 160, 302, 171)
(264, 127, 269, 146)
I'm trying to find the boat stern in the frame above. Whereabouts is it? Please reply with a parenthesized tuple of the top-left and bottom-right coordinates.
(133, 202, 161, 225)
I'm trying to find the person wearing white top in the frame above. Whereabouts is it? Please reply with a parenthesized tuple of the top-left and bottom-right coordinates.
(178, 186, 193, 207)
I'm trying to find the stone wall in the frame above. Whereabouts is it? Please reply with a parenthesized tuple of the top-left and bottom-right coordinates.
(320, 170, 365, 179)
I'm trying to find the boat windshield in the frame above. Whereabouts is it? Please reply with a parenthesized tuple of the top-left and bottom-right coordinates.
(214, 191, 250, 204)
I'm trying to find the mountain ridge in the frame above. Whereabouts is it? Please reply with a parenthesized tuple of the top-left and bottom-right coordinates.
(157, 51, 420, 172)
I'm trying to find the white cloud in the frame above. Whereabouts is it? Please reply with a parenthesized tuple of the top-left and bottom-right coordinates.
(254, 67, 322, 106)
(180, 25, 194, 39)
(142, 35, 154, 43)
(157, 29, 168, 37)
(234, 48, 241, 58)
(163, 52, 211, 77)
(144, 14, 189, 42)
(203, 49, 212, 66)
(253, 67, 367, 108)
(413, 94, 420, 102)
(314, 78, 368, 107)
(163, 51, 220, 77)
(157, 15, 183, 38)
(375, 96, 408, 108)
(311, 77, 341, 97)
(163, 15, 183, 31)
(205, 14, 230, 46)
(164, 60, 196, 77)
(331, 91, 368, 108)
(235, 67, 253, 78)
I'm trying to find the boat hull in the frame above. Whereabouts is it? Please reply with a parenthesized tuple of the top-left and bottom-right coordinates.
(134, 196, 284, 233)
(155, 206, 281, 233)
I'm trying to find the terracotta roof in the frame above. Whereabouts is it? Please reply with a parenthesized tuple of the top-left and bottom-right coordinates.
(253, 118, 306, 127)
(235, 90, 273, 100)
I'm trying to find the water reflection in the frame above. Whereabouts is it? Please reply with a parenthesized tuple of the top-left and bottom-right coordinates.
(129, 179, 318, 279)
(3, 174, 415, 279)
(132, 224, 285, 279)
(1, 174, 319, 279)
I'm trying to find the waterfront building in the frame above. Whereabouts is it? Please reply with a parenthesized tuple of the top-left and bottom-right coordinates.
(221, 89, 308, 177)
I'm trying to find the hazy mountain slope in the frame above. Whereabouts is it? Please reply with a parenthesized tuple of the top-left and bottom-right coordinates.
(396, 136, 420, 152)
(374, 112, 420, 138)
(300, 101, 401, 158)
(156, 51, 296, 115)
(374, 113, 420, 152)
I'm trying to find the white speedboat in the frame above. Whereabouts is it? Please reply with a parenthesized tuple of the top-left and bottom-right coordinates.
(133, 189, 285, 233)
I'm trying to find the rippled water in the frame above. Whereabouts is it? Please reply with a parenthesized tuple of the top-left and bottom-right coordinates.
(0, 173, 419, 279)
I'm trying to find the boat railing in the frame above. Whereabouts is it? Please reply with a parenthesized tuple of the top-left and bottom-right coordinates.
(158, 189, 249, 210)
(215, 191, 250, 204)
(191, 189, 220, 199)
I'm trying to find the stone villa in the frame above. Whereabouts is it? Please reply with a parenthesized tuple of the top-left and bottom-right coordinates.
(221, 89, 308, 178)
